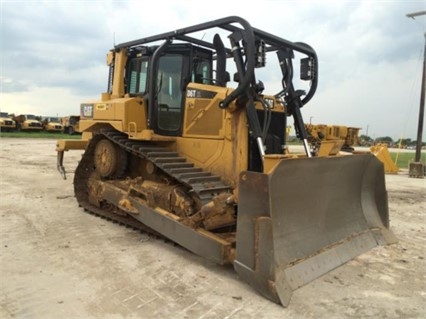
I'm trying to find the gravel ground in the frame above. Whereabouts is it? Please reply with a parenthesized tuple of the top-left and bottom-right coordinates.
(0, 138, 425, 319)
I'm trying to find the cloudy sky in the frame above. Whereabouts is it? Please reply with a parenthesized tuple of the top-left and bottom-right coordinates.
(1, 0, 425, 140)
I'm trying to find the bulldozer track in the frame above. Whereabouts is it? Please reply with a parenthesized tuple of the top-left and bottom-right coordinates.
(100, 129, 231, 204)
(73, 133, 157, 234)
(73, 128, 231, 234)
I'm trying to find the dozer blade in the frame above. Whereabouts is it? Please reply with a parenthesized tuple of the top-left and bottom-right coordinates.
(233, 154, 397, 306)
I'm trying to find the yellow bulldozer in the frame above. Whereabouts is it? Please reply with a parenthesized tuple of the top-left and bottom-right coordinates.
(56, 16, 396, 306)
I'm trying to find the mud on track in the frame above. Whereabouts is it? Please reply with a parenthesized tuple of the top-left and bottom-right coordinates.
(0, 138, 425, 319)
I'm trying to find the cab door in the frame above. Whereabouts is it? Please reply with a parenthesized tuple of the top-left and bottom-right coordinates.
(155, 54, 185, 135)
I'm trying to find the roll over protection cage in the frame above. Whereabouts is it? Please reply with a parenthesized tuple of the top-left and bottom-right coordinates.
(114, 16, 318, 156)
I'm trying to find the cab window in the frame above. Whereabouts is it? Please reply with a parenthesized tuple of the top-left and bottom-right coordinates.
(157, 55, 184, 131)
(192, 58, 212, 84)
(127, 58, 149, 95)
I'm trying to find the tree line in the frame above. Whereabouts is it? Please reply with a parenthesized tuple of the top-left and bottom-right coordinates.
(359, 135, 425, 148)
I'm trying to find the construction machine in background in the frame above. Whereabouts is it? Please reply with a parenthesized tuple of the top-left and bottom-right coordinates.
(305, 123, 399, 173)
(56, 16, 396, 307)
(0, 112, 16, 132)
(14, 114, 43, 132)
(61, 115, 80, 135)
(305, 123, 361, 156)
(367, 144, 399, 174)
(42, 117, 64, 133)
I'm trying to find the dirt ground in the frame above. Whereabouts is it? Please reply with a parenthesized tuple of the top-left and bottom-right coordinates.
(0, 138, 425, 319)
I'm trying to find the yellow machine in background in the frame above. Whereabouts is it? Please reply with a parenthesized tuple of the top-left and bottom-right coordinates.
(61, 115, 81, 135)
(306, 123, 399, 173)
(0, 112, 15, 132)
(42, 117, 64, 133)
(56, 17, 396, 307)
(369, 144, 399, 174)
(13, 114, 43, 132)
(305, 123, 361, 156)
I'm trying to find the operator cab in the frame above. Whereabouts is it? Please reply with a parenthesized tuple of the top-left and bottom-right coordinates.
(125, 44, 215, 136)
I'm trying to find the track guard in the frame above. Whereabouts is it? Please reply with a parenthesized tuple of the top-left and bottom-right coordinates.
(234, 154, 397, 306)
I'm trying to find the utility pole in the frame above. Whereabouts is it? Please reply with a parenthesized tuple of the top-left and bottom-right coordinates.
(407, 11, 426, 178)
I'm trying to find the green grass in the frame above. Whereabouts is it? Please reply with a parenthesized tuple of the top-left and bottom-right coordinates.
(0, 131, 81, 139)
(390, 151, 426, 169)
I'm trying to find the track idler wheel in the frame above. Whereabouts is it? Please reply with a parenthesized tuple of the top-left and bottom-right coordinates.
(94, 139, 127, 178)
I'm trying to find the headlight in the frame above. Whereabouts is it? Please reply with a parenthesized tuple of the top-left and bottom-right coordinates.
(264, 98, 274, 109)
(81, 103, 94, 118)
